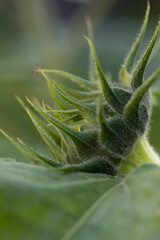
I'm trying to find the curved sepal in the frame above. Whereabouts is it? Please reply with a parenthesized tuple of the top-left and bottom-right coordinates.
(120, 2, 150, 86)
(38, 68, 97, 127)
(86, 16, 98, 82)
(124, 67, 160, 132)
(14, 95, 67, 164)
(35, 68, 97, 90)
(16, 136, 62, 167)
(131, 20, 160, 90)
(83, 35, 124, 114)
(0, 129, 60, 167)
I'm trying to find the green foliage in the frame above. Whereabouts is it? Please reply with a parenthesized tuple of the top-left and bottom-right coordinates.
(1, 3, 160, 240)
(0, 160, 160, 240)
(1, 4, 160, 176)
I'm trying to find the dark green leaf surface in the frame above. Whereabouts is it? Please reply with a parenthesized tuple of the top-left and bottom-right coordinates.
(0, 160, 160, 240)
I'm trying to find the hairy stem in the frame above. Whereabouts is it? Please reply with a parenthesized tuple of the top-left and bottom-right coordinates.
(119, 136, 160, 177)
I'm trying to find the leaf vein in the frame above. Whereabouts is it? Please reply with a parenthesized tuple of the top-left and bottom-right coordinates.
(61, 180, 122, 240)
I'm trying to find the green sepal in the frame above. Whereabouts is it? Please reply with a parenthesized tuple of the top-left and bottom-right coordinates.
(0, 129, 60, 167)
(39, 69, 97, 127)
(35, 68, 98, 90)
(45, 107, 83, 124)
(25, 96, 102, 160)
(86, 16, 94, 44)
(16, 136, 62, 167)
(47, 127, 79, 164)
(83, 35, 124, 114)
(55, 81, 100, 101)
(45, 108, 79, 116)
(25, 107, 68, 164)
(14, 95, 67, 164)
(47, 81, 70, 110)
(112, 87, 132, 106)
(44, 105, 80, 121)
(120, 2, 150, 86)
(57, 157, 117, 176)
(124, 67, 160, 132)
(86, 16, 98, 82)
(98, 98, 131, 159)
(61, 113, 83, 124)
(45, 89, 113, 121)
(131, 20, 160, 90)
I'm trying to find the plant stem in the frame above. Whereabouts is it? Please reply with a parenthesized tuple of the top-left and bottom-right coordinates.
(119, 136, 160, 177)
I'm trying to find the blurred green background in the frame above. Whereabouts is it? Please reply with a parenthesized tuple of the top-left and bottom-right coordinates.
(0, 0, 160, 161)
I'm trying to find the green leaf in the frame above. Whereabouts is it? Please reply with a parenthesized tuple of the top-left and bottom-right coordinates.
(1, 161, 160, 240)
(120, 2, 150, 86)
(131, 20, 160, 90)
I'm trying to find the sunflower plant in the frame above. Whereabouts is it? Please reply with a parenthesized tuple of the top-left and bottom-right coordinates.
(1, 2, 160, 240)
